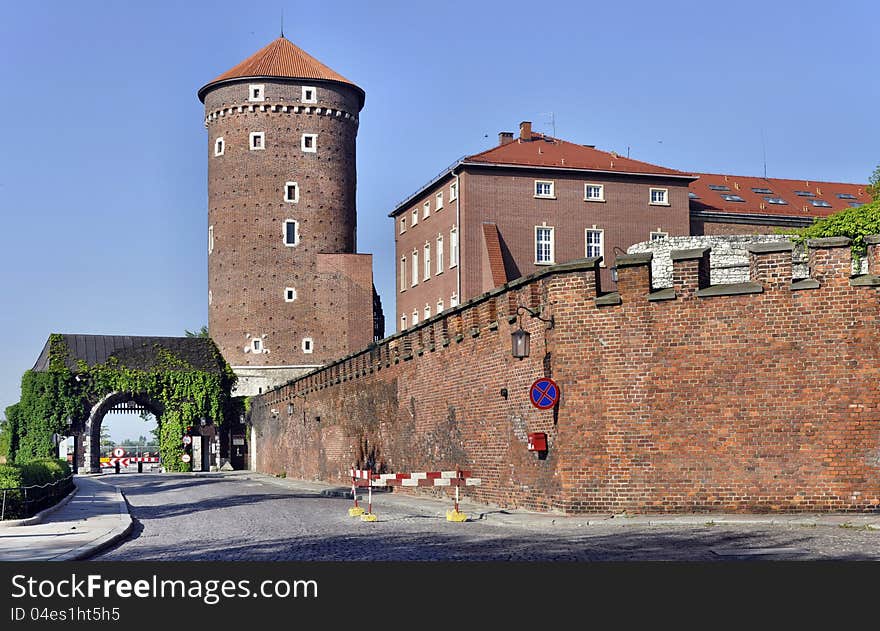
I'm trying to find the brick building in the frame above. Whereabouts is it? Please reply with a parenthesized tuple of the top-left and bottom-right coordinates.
(389, 121, 696, 331)
(390, 121, 870, 331)
(199, 36, 382, 395)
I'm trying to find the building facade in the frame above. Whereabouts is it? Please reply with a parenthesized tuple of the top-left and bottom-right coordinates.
(391, 122, 871, 331)
(390, 122, 695, 330)
(199, 37, 381, 395)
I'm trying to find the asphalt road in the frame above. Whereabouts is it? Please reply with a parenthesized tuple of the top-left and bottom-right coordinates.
(89, 473, 880, 561)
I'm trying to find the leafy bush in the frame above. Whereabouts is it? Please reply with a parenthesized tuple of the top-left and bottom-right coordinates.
(0, 459, 73, 520)
(792, 199, 880, 258)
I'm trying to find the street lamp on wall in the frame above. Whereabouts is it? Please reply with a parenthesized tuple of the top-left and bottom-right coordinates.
(511, 305, 554, 360)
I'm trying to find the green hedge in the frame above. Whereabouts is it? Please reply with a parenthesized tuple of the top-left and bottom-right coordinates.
(0, 458, 73, 520)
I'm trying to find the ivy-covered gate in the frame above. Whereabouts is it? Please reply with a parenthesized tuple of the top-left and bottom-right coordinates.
(4, 334, 238, 473)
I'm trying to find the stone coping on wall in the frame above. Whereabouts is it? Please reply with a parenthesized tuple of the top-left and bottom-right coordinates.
(260, 236, 880, 399)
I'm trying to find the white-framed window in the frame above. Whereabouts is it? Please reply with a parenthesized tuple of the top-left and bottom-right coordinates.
(400, 314, 407, 331)
(283, 219, 299, 247)
(214, 137, 224, 156)
(436, 298, 444, 313)
(449, 226, 458, 267)
(412, 309, 419, 325)
(424, 242, 431, 281)
(248, 84, 265, 102)
(450, 181, 458, 201)
(302, 338, 314, 354)
(411, 250, 419, 287)
(400, 257, 407, 292)
(649, 188, 669, 205)
(584, 183, 605, 202)
(301, 86, 317, 103)
(284, 287, 297, 302)
(251, 337, 263, 353)
(535, 225, 555, 264)
(284, 181, 299, 203)
(650, 229, 669, 241)
(411, 208, 418, 226)
(400, 217, 406, 234)
(250, 131, 265, 150)
(436, 234, 444, 274)
(424, 304, 431, 320)
(450, 292, 459, 308)
(535, 180, 555, 198)
(435, 191, 443, 210)
(585, 227, 604, 260)
(208, 290, 212, 305)
(423, 201, 430, 219)
(301, 133, 317, 153)
(208, 225, 214, 255)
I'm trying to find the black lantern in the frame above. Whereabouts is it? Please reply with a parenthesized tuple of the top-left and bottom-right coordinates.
(511, 328, 531, 359)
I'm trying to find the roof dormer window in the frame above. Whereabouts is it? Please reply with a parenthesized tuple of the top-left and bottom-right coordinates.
(248, 84, 265, 102)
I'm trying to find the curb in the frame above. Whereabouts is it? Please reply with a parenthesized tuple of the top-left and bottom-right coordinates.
(53, 480, 133, 561)
(0, 486, 78, 528)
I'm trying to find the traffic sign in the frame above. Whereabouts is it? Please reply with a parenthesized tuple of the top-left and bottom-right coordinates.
(529, 377, 560, 410)
(112, 447, 125, 458)
(182, 435, 192, 445)
(181, 453, 191, 463)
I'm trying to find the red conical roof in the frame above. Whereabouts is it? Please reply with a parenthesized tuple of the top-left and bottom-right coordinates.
(198, 37, 363, 106)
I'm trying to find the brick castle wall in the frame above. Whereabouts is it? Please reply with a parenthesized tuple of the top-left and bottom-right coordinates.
(251, 237, 880, 513)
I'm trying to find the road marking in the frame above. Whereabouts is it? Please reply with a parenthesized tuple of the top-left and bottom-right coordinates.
(711, 547, 809, 557)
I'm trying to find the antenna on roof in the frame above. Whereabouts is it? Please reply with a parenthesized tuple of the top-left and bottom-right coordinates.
(761, 128, 768, 179)
(280, 8, 284, 38)
(540, 112, 556, 138)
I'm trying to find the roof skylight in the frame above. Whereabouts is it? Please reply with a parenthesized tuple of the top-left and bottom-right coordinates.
(765, 197, 787, 205)
(752, 187, 773, 194)
(721, 194, 745, 202)
(810, 200, 832, 208)
(794, 190, 816, 197)
(708, 184, 730, 191)
(837, 193, 857, 200)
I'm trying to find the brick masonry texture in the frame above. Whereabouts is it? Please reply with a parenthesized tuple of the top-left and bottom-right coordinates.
(251, 238, 880, 514)
(204, 79, 374, 373)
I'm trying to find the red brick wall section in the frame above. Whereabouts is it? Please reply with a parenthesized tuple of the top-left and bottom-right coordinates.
(252, 237, 880, 514)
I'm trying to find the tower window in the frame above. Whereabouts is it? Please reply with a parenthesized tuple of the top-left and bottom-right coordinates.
(436, 191, 443, 210)
(424, 304, 431, 320)
(208, 290, 212, 306)
(251, 338, 263, 353)
(302, 86, 317, 103)
(436, 234, 444, 274)
(411, 208, 418, 226)
(302, 338, 314, 354)
(450, 292, 459, 308)
(400, 257, 407, 292)
(284, 287, 297, 302)
(450, 181, 458, 201)
(411, 250, 419, 287)
(214, 137, 224, 156)
(283, 219, 299, 247)
(449, 226, 458, 267)
(423, 201, 430, 219)
(250, 132, 265, 150)
(412, 309, 419, 325)
(584, 183, 605, 201)
(400, 314, 407, 331)
(424, 242, 431, 281)
(208, 225, 214, 255)
(301, 134, 317, 153)
(400, 217, 406, 234)
(284, 181, 299, 203)
(248, 84, 265, 102)
(437, 298, 444, 313)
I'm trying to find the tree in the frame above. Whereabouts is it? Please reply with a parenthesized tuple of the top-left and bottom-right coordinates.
(185, 325, 210, 338)
(793, 198, 880, 260)
(99, 425, 114, 449)
(869, 164, 880, 202)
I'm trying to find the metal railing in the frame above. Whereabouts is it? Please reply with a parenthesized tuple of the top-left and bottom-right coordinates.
(0, 474, 75, 521)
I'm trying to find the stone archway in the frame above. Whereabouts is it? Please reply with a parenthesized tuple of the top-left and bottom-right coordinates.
(81, 391, 166, 473)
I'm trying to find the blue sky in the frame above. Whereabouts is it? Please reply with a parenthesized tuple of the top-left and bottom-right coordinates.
(1, 0, 877, 438)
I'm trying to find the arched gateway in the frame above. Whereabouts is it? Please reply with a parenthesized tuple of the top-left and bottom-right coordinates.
(28, 334, 238, 473)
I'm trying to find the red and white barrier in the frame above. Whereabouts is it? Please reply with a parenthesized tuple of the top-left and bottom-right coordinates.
(101, 456, 160, 468)
(348, 468, 480, 522)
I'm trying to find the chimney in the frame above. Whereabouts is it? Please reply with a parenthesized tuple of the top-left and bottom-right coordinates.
(498, 132, 514, 146)
(519, 121, 532, 141)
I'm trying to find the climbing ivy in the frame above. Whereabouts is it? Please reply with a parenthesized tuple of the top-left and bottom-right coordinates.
(4, 334, 236, 472)
(791, 198, 880, 259)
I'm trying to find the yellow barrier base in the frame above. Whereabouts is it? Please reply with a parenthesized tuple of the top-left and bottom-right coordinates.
(446, 510, 468, 522)
(348, 507, 365, 517)
(361, 513, 378, 522)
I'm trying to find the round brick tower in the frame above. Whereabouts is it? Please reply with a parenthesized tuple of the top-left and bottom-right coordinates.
(199, 36, 368, 395)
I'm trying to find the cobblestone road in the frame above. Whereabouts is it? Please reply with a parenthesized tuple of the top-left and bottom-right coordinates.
(96, 473, 880, 561)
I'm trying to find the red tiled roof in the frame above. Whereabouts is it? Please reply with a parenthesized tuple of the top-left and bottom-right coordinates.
(199, 37, 362, 101)
(465, 132, 693, 178)
(482, 223, 508, 287)
(689, 172, 870, 218)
